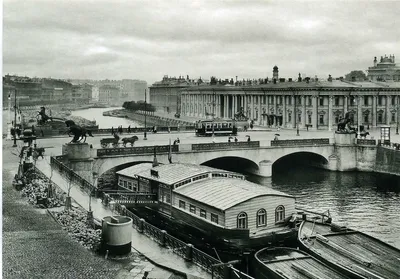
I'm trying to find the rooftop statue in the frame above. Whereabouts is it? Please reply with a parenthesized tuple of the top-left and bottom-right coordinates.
(336, 111, 355, 133)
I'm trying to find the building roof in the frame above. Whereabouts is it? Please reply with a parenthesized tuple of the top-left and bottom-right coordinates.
(174, 178, 293, 211)
(117, 163, 239, 185)
(116, 163, 153, 177)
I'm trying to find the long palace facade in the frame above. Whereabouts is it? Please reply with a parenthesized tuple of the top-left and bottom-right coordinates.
(179, 80, 400, 130)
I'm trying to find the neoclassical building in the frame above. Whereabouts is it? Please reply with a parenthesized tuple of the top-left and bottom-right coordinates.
(368, 55, 400, 82)
(179, 79, 400, 130)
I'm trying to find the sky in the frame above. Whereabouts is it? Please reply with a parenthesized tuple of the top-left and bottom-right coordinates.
(3, 0, 400, 85)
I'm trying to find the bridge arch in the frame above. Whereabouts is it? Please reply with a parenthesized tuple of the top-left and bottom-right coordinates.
(200, 156, 259, 174)
(271, 151, 329, 174)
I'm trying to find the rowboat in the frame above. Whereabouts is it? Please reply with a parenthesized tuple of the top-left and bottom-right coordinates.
(298, 220, 400, 279)
(254, 247, 352, 279)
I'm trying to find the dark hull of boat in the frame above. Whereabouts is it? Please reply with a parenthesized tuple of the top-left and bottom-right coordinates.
(297, 220, 400, 279)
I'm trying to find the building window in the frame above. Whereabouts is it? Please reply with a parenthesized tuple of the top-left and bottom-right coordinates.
(123, 181, 127, 188)
(335, 97, 339, 106)
(319, 115, 324, 125)
(288, 113, 292, 123)
(378, 113, 383, 123)
(288, 98, 291, 105)
(211, 213, 219, 224)
(335, 116, 339, 124)
(297, 96, 302, 105)
(298, 114, 301, 123)
(200, 209, 207, 218)
(257, 209, 267, 227)
(364, 97, 369, 106)
(275, 205, 285, 223)
(392, 113, 396, 122)
(391, 96, 396, 106)
(189, 205, 196, 214)
(319, 97, 324, 106)
(378, 96, 382, 106)
(364, 115, 369, 123)
(179, 200, 186, 209)
(308, 114, 312, 124)
(237, 212, 248, 229)
(279, 96, 282, 105)
(308, 97, 312, 106)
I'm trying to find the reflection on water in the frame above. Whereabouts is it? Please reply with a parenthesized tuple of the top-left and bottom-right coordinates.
(248, 168, 400, 249)
(70, 107, 143, 128)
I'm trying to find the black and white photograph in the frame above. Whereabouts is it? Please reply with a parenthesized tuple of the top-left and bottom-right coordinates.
(2, 0, 400, 278)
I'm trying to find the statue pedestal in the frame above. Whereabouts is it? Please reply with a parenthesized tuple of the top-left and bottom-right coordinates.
(63, 143, 93, 181)
(334, 132, 356, 145)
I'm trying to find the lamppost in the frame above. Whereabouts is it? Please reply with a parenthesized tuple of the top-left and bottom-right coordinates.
(13, 89, 18, 147)
(396, 95, 399, 135)
(144, 89, 147, 140)
(6, 92, 12, 140)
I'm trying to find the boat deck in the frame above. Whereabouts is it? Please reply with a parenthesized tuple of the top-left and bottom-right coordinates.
(256, 247, 351, 279)
(299, 221, 400, 279)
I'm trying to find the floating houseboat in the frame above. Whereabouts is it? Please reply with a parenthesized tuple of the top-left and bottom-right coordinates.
(116, 163, 298, 250)
(298, 220, 400, 279)
(253, 247, 351, 279)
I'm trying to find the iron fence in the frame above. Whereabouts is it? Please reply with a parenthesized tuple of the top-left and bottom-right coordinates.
(192, 141, 260, 151)
(97, 144, 178, 156)
(270, 138, 330, 147)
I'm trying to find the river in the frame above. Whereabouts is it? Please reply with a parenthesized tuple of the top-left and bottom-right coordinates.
(75, 107, 400, 249)
(70, 107, 143, 128)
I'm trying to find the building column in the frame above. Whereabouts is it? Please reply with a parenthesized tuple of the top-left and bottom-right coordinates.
(232, 95, 236, 118)
(250, 95, 254, 120)
(302, 96, 306, 128)
(372, 95, 377, 127)
(386, 95, 391, 125)
(225, 95, 229, 119)
(344, 96, 348, 115)
(357, 96, 362, 130)
(243, 95, 247, 118)
(312, 96, 318, 130)
(282, 96, 286, 128)
(328, 95, 333, 131)
(273, 96, 277, 127)
(291, 96, 296, 128)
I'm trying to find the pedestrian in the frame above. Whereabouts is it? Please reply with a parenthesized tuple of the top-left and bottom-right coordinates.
(128, 125, 131, 133)
(234, 137, 238, 142)
(247, 136, 251, 142)
(228, 138, 231, 143)
(168, 126, 171, 133)
(41, 129, 44, 137)
(244, 125, 247, 132)
(31, 125, 36, 135)
(111, 127, 114, 135)
(177, 123, 180, 132)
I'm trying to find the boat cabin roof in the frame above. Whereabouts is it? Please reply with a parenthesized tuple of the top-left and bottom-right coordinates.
(117, 163, 242, 185)
(174, 177, 294, 211)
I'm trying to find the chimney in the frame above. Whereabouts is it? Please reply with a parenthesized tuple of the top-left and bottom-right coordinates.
(305, 77, 310, 83)
(298, 73, 302, 82)
(328, 74, 333, 82)
(279, 78, 285, 82)
(288, 78, 293, 82)
(374, 56, 377, 67)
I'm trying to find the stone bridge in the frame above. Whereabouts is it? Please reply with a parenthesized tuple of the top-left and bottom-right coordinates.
(61, 135, 380, 180)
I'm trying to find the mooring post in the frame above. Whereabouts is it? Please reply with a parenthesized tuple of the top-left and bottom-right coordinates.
(185, 243, 193, 262)
(138, 218, 145, 233)
(160, 230, 167, 247)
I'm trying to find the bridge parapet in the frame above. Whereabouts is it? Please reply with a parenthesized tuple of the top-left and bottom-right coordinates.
(192, 141, 260, 151)
(270, 138, 330, 147)
(97, 144, 178, 157)
(357, 139, 377, 146)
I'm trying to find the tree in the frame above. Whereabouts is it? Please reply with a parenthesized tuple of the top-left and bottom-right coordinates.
(345, 70, 367, 81)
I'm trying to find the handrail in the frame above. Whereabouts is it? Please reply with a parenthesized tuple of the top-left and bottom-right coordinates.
(271, 138, 330, 146)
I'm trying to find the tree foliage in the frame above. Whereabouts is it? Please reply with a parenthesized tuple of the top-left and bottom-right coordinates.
(122, 101, 156, 112)
(345, 70, 367, 81)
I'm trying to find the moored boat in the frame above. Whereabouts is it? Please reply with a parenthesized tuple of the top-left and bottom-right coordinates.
(298, 220, 400, 279)
(254, 247, 352, 279)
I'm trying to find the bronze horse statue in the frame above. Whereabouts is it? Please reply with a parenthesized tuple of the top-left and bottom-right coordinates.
(36, 107, 64, 125)
(337, 111, 354, 133)
(121, 135, 139, 147)
(65, 120, 94, 143)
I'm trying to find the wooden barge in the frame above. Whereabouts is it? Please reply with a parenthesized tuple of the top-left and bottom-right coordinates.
(253, 247, 351, 279)
(116, 163, 299, 251)
(298, 220, 400, 279)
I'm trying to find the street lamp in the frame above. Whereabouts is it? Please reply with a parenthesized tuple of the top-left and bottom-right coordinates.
(7, 93, 12, 140)
(13, 89, 18, 147)
(396, 96, 399, 135)
(144, 89, 147, 140)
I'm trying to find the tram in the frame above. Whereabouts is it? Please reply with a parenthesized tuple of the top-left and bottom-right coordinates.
(195, 120, 238, 136)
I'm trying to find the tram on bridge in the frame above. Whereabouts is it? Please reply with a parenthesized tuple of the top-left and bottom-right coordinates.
(195, 119, 238, 137)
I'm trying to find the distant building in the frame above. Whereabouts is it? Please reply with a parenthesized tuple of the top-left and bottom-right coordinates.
(149, 75, 202, 113)
(98, 84, 120, 105)
(72, 83, 92, 104)
(367, 55, 400, 81)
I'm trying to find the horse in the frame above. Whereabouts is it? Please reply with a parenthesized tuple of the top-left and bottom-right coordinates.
(173, 138, 180, 145)
(337, 118, 350, 132)
(358, 131, 370, 139)
(121, 135, 139, 147)
(65, 120, 94, 143)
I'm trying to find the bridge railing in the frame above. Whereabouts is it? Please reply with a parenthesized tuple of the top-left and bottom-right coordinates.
(356, 139, 377, 145)
(91, 126, 195, 135)
(113, 203, 229, 278)
(97, 144, 179, 157)
(270, 138, 330, 147)
(192, 141, 260, 151)
(50, 156, 97, 195)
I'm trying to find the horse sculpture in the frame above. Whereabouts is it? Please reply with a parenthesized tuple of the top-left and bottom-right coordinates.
(337, 111, 355, 133)
(121, 135, 139, 147)
(36, 107, 64, 125)
(65, 120, 94, 143)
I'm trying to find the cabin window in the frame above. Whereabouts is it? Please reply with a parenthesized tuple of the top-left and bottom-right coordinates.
(189, 205, 196, 214)
(275, 205, 285, 223)
(118, 179, 123, 186)
(237, 212, 248, 229)
(211, 213, 219, 224)
(256, 209, 267, 227)
(179, 200, 186, 209)
(200, 209, 207, 218)
(123, 181, 127, 188)
(127, 182, 132, 190)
